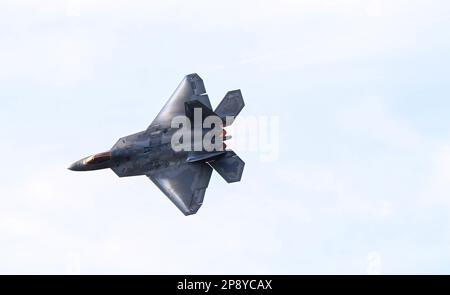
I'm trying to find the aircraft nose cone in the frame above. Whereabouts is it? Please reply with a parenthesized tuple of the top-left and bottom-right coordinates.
(68, 160, 83, 171)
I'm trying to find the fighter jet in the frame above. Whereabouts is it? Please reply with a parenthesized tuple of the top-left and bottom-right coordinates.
(68, 74, 245, 215)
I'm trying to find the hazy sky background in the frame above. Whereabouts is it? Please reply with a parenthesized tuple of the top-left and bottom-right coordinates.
(1, 0, 450, 274)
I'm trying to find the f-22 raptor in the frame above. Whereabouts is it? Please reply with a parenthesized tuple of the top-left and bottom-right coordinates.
(69, 74, 245, 215)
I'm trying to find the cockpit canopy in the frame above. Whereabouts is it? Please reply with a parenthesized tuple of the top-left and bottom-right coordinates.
(84, 151, 112, 165)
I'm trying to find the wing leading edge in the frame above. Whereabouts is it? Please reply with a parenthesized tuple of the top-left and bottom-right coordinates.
(146, 162, 213, 216)
(148, 73, 212, 130)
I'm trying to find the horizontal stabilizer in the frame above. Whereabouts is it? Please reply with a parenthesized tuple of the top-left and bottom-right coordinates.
(208, 150, 245, 183)
(214, 90, 245, 126)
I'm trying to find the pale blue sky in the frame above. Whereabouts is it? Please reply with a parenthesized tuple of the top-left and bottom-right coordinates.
(1, 0, 450, 274)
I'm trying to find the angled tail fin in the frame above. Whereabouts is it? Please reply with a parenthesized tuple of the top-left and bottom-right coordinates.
(185, 100, 217, 121)
(184, 91, 245, 184)
(185, 89, 244, 126)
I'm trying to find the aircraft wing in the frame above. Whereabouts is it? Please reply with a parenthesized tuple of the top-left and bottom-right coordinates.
(148, 73, 212, 130)
(146, 162, 213, 216)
